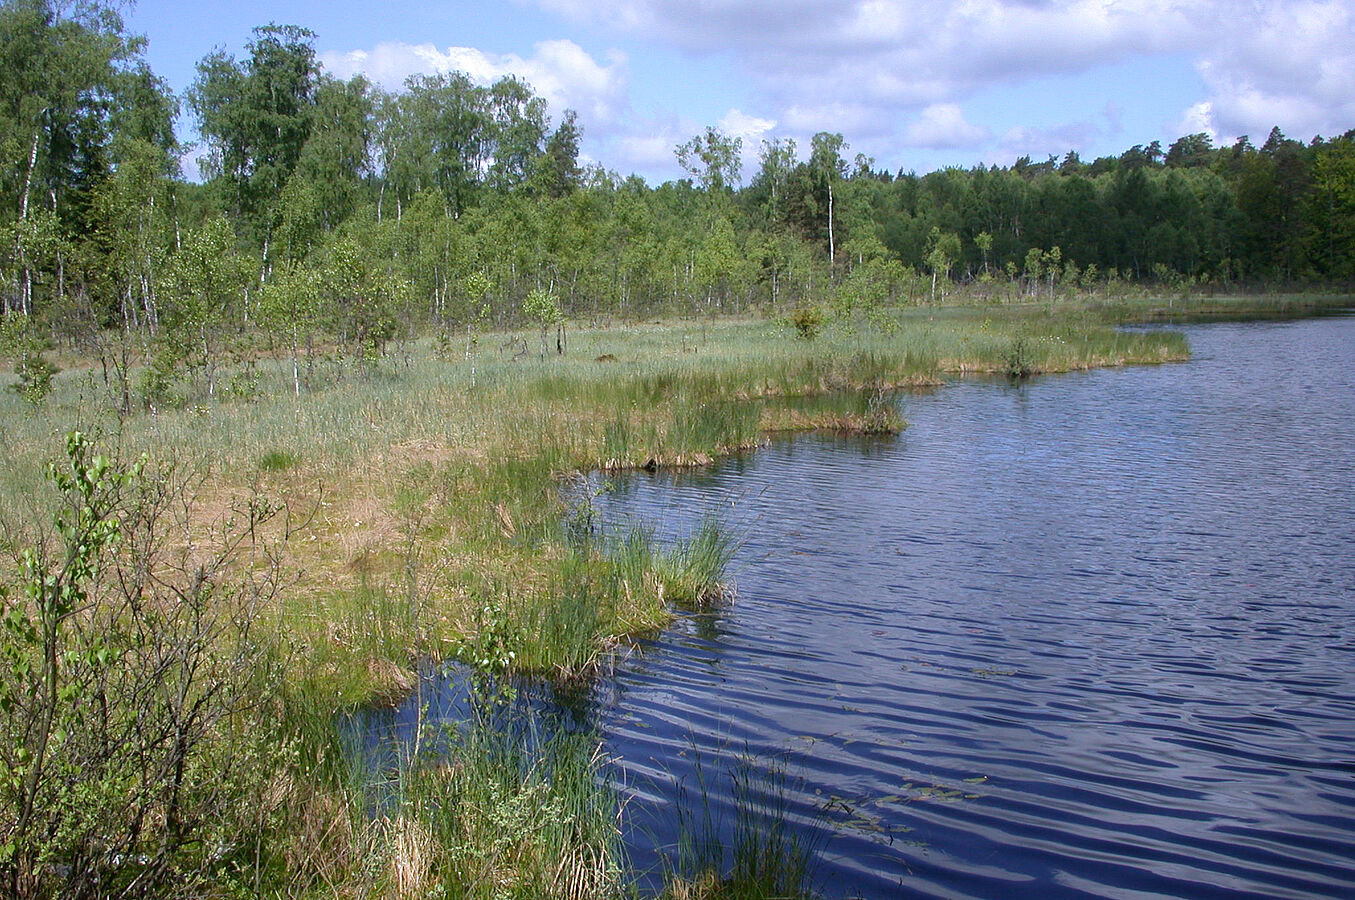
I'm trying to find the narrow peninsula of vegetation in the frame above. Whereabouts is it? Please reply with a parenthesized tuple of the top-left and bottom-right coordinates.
(1, 3, 1352, 898)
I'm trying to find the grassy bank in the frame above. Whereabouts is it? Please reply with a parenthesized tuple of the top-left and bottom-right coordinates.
(1, 306, 1190, 687)
(0, 299, 1204, 896)
(1086, 290, 1355, 323)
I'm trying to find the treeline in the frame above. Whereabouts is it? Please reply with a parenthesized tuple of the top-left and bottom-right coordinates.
(3, 2, 1354, 406)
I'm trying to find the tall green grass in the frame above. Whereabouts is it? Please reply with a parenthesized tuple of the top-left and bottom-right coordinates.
(663, 749, 823, 900)
(503, 516, 739, 674)
(0, 304, 1191, 696)
(249, 676, 623, 899)
(387, 711, 623, 900)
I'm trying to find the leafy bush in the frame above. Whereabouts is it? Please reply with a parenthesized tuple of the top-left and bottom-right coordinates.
(1, 314, 59, 406)
(11, 353, 58, 406)
(1005, 337, 1034, 380)
(0, 433, 292, 898)
(789, 305, 825, 341)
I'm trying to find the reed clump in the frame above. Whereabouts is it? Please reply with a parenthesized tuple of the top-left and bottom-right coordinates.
(662, 750, 824, 900)
(612, 518, 741, 609)
(253, 677, 624, 900)
(381, 713, 624, 900)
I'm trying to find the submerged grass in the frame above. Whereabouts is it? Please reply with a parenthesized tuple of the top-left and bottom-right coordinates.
(662, 749, 824, 900)
(256, 677, 623, 900)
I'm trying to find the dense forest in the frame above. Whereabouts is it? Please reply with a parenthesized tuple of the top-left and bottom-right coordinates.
(3, 1, 1354, 407)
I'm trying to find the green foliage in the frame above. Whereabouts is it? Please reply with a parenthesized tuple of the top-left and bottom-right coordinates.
(135, 339, 182, 410)
(462, 270, 493, 311)
(156, 214, 255, 399)
(522, 286, 562, 328)
(522, 286, 563, 359)
(0, 0, 173, 247)
(10, 351, 56, 406)
(0, 432, 291, 898)
(3, 6, 1353, 366)
(836, 249, 911, 327)
(1309, 137, 1355, 278)
(9, 27, 1353, 383)
(321, 233, 407, 371)
(379, 69, 549, 217)
(258, 260, 323, 393)
(534, 108, 583, 198)
(1005, 337, 1034, 380)
(695, 215, 753, 309)
(1, 313, 57, 406)
(677, 126, 744, 192)
(189, 24, 319, 248)
(789, 305, 825, 340)
(453, 599, 520, 674)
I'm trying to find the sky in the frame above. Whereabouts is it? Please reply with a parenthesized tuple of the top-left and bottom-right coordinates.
(124, 0, 1355, 183)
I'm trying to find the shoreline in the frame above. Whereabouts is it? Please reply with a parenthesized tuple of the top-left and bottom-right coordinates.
(4, 295, 1346, 899)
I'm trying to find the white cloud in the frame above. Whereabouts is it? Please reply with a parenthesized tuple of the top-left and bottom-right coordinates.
(993, 121, 1104, 164)
(615, 133, 677, 170)
(519, 0, 1216, 166)
(530, 1, 1206, 89)
(335, 1, 1354, 180)
(718, 108, 776, 141)
(527, 0, 1354, 173)
(1174, 101, 1217, 141)
(780, 100, 879, 138)
(715, 109, 777, 183)
(321, 38, 629, 126)
(607, 110, 776, 185)
(841, 0, 909, 42)
(902, 104, 990, 149)
(1193, 0, 1355, 140)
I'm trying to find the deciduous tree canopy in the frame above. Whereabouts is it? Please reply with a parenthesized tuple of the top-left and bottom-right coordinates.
(3, 7, 1353, 406)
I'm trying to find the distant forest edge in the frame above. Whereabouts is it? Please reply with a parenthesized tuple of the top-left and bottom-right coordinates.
(4, 3, 1354, 366)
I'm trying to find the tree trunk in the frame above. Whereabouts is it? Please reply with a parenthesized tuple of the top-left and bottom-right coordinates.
(18, 129, 40, 221)
(291, 324, 301, 397)
(827, 180, 835, 265)
(203, 326, 215, 397)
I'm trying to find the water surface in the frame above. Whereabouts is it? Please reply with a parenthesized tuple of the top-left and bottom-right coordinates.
(367, 315, 1355, 898)
(593, 315, 1355, 898)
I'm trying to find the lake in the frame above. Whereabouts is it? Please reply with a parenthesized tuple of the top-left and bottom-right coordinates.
(370, 314, 1355, 898)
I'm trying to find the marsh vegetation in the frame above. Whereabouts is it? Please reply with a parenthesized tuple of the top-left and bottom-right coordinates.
(0, 298, 1215, 896)
(2, 2, 1352, 894)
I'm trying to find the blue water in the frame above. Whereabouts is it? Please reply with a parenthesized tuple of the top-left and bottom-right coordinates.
(593, 315, 1355, 898)
(371, 314, 1355, 898)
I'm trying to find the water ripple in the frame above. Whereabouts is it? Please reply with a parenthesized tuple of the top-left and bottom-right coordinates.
(596, 317, 1355, 897)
